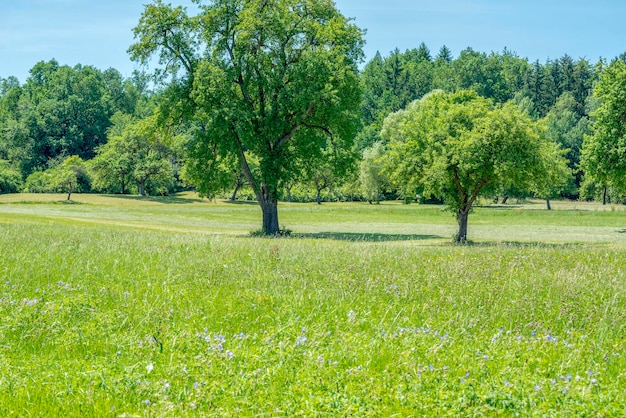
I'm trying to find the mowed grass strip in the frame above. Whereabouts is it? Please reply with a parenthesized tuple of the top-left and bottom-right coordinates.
(0, 194, 625, 415)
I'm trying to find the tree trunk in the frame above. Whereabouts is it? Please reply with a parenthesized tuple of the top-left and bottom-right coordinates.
(456, 209, 469, 243)
(235, 147, 280, 235)
(546, 198, 551, 210)
(285, 185, 293, 202)
(501, 196, 509, 205)
(603, 186, 607, 205)
(139, 180, 146, 196)
(230, 182, 241, 201)
(316, 188, 322, 205)
(67, 183, 72, 201)
(260, 198, 279, 235)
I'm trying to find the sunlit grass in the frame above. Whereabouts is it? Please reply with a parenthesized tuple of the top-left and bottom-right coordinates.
(1, 193, 625, 415)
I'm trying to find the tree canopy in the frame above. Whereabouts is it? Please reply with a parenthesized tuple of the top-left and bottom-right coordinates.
(581, 60, 626, 201)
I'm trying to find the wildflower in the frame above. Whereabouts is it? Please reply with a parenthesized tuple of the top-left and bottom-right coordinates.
(591, 378, 598, 385)
(146, 363, 154, 374)
(565, 374, 572, 382)
(504, 380, 511, 387)
(347, 310, 356, 322)
(144, 400, 151, 406)
(194, 382, 199, 390)
(296, 336, 307, 346)
(226, 350, 235, 359)
(483, 355, 489, 360)
(164, 382, 170, 390)
(534, 385, 541, 391)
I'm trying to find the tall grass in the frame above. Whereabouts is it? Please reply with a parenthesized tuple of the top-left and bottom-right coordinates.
(0, 194, 625, 415)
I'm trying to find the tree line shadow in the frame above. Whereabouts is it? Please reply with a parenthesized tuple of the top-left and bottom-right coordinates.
(107, 194, 205, 204)
(245, 232, 591, 247)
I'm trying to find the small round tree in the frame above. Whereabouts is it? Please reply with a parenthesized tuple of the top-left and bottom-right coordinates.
(382, 90, 567, 243)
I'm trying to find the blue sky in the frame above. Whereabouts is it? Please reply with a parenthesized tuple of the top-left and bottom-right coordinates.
(2, 0, 626, 83)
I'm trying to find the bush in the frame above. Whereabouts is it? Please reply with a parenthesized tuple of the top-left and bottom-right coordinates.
(23, 171, 53, 193)
(0, 161, 22, 193)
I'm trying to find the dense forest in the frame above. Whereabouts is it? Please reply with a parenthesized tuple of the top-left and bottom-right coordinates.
(1, 43, 625, 204)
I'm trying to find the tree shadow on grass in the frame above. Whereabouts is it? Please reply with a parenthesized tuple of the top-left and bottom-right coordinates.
(474, 204, 524, 210)
(291, 232, 442, 242)
(224, 200, 259, 205)
(465, 241, 586, 249)
(107, 194, 205, 204)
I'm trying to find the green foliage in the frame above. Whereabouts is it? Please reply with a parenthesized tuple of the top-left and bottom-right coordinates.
(530, 130, 572, 201)
(0, 160, 22, 193)
(23, 156, 90, 198)
(581, 60, 626, 197)
(359, 142, 389, 204)
(23, 171, 51, 193)
(89, 113, 177, 196)
(543, 93, 591, 193)
(382, 90, 562, 242)
(0, 61, 153, 180)
(51, 155, 89, 200)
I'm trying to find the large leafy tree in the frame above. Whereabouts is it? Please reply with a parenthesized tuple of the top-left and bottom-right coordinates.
(129, 0, 363, 234)
(581, 60, 626, 201)
(382, 90, 563, 243)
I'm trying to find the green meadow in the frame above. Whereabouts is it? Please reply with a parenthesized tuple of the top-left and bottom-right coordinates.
(1, 193, 625, 416)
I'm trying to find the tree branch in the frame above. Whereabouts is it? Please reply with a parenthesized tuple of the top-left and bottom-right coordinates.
(302, 123, 335, 144)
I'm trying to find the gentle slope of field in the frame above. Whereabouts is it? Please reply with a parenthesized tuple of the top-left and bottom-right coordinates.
(1, 193, 625, 416)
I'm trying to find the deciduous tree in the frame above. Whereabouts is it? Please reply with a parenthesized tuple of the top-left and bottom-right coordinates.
(382, 90, 562, 243)
(129, 0, 364, 234)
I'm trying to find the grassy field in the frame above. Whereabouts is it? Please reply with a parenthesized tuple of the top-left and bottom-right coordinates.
(1, 193, 625, 416)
